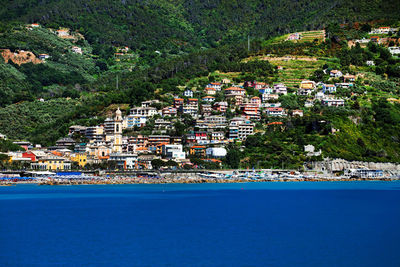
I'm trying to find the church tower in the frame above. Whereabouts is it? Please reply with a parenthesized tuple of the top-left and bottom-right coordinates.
(113, 108, 123, 153)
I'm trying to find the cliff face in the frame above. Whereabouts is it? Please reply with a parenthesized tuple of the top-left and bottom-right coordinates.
(1, 49, 42, 65)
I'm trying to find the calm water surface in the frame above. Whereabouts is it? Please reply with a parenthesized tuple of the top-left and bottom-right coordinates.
(1, 181, 400, 266)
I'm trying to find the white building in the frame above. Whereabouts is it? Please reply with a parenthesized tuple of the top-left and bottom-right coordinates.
(184, 89, 194, 98)
(388, 47, 400, 56)
(162, 144, 186, 160)
(322, 98, 345, 107)
(130, 106, 157, 117)
(229, 117, 255, 140)
(206, 147, 227, 158)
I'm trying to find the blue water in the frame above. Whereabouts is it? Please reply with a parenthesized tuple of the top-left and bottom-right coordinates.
(1, 182, 400, 267)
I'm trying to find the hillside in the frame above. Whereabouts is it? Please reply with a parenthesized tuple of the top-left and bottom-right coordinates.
(1, 0, 399, 53)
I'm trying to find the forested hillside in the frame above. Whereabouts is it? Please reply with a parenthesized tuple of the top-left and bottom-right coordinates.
(1, 0, 399, 54)
(1, 1, 400, 166)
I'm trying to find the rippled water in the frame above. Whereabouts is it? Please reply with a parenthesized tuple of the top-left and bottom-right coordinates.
(1, 181, 400, 266)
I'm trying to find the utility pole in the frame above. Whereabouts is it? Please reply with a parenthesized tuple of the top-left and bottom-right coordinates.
(116, 75, 119, 90)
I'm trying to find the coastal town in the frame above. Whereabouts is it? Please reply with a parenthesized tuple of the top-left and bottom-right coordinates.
(1, 24, 400, 183)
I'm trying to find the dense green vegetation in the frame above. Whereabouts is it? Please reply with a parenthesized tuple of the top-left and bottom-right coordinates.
(1, 1, 400, 167)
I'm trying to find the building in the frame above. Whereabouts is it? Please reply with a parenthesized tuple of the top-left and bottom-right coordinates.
(274, 83, 287, 95)
(109, 153, 138, 170)
(298, 80, 316, 96)
(148, 135, 170, 152)
(213, 102, 228, 113)
(85, 126, 104, 141)
(38, 54, 50, 60)
(207, 82, 222, 91)
(112, 108, 123, 153)
(206, 147, 227, 158)
(201, 104, 212, 115)
(370, 36, 380, 43)
(300, 80, 316, 90)
(189, 145, 206, 157)
(174, 98, 184, 109)
(366, 60, 375, 66)
(240, 103, 260, 120)
(126, 115, 148, 128)
(330, 70, 343, 78)
(258, 87, 274, 94)
(322, 84, 337, 94)
(55, 137, 76, 149)
(304, 144, 322, 157)
(292, 109, 304, 117)
(31, 156, 72, 170)
(229, 117, 255, 140)
(162, 106, 177, 117)
(211, 132, 225, 141)
(0, 133, 7, 140)
(162, 144, 185, 160)
(69, 125, 87, 136)
(262, 93, 279, 102)
(343, 74, 356, 82)
(250, 96, 261, 107)
(184, 89, 194, 98)
(70, 153, 87, 167)
(266, 107, 286, 117)
(225, 87, 245, 105)
(202, 96, 216, 102)
(181, 104, 198, 117)
(71, 46, 82, 54)
(321, 98, 345, 107)
(130, 106, 157, 117)
(204, 87, 217, 95)
(154, 119, 173, 132)
(388, 47, 400, 56)
(141, 100, 160, 108)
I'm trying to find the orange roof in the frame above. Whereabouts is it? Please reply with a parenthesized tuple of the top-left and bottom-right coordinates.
(174, 98, 184, 101)
(225, 87, 244, 91)
(268, 122, 283, 125)
(251, 96, 260, 99)
(136, 147, 148, 151)
(51, 151, 63, 156)
(205, 87, 216, 90)
(191, 145, 206, 148)
(210, 82, 221, 85)
(188, 98, 198, 101)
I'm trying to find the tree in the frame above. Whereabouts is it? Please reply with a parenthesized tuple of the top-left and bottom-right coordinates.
(151, 159, 164, 170)
(225, 147, 241, 168)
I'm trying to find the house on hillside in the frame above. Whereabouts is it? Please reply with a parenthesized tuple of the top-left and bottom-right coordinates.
(184, 89, 193, 98)
(204, 87, 217, 95)
(330, 70, 343, 78)
(322, 84, 337, 94)
(343, 74, 356, 82)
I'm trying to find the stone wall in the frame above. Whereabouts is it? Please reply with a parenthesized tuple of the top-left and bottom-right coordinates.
(309, 158, 400, 172)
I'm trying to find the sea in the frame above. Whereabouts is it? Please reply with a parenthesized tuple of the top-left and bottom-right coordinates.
(1, 181, 400, 267)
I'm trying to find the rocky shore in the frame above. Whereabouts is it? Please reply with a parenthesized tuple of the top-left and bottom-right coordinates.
(30, 176, 400, 186)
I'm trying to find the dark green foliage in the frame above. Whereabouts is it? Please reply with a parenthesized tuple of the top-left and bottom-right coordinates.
(0, 139, 22, 152)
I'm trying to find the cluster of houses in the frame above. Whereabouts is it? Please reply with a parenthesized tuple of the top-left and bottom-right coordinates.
(24, 24, 84, 61)
(3, 71, 355, 171)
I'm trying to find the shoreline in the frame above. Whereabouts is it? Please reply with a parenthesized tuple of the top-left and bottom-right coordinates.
(1, 177, 399, 186)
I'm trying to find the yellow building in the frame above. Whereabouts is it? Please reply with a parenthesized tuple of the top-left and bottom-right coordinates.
(300, 80, 316, 90)
(70, 153, 87, 168)
(31, 157, 71, 171)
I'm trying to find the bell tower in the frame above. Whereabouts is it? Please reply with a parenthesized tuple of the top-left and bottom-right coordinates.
(113, 108, 123, 153)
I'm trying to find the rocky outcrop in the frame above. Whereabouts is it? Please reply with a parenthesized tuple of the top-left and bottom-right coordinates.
(1, 49, 42, 65)
(309, 158, 400, 172)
